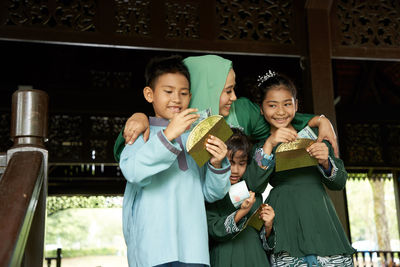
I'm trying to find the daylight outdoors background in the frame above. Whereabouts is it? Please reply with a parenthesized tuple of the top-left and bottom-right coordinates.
(43, 172, 399, 267)
(43, 196, 128, 267)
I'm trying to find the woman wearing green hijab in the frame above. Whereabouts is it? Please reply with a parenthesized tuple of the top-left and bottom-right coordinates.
(114, 54, 338, 162)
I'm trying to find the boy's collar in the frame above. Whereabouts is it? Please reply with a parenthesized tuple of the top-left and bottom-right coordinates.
(149, 116, 169, 127)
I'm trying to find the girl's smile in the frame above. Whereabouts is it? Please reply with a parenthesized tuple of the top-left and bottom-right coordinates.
(261, 85, 298, 131)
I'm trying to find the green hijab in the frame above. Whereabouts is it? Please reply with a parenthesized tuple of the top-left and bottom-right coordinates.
(183, 55, 240, 127)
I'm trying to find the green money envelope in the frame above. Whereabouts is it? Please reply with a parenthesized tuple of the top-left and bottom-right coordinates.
(275, 138, 318, 172)
(186, 115, 233, 167)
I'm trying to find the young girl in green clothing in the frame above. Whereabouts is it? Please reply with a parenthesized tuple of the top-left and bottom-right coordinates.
(206, 128, 275, 267)
(252, 71, 355, 267)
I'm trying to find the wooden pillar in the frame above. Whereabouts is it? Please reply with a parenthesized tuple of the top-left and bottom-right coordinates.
(305, 0, 351, 238)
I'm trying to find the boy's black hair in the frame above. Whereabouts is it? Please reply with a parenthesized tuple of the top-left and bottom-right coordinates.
(251, 72, 297, 107)
(226, 127, 252, 163)
(144, 55, 190, 89)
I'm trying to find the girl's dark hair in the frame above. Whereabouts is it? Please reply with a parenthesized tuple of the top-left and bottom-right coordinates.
(251, 71, 297, 106)
(226, 128, 252, 163)
(145, 55, 190, 89)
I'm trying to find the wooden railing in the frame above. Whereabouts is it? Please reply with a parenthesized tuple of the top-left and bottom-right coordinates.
(0, 88, 48, 267)
(354, 251, 400, 267)
(0, 151, 45, 266)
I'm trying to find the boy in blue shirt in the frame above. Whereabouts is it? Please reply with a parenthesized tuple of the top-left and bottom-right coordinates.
(120, 55, 231, 267)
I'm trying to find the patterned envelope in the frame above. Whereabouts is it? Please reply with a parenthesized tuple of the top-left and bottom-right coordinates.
(186, 115, 233, 167)
(275, 138, 318, 172)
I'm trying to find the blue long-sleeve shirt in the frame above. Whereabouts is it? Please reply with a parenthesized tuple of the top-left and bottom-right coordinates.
(120, 117, 231, 267)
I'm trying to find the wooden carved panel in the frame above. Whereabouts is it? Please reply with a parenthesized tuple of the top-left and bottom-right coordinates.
(340, 122, 400, 167)
(114, 0, 151, 36)
(386, 124, 400, 165)
(48, 115, 84, 162)
(3, 0, 96, 31)
(88, 116, 126, 162)
(47, 114, 127, 163)
(343, 123, 384, 165)
(216, 0, 294, 44)
(165, 1, 200, 39)
(90, 116, 127, 138)
(336, 0, 400, 47)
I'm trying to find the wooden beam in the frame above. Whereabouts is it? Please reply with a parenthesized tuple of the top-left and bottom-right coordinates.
(306, 0, 351, 238)
(306, 0, 336, 127)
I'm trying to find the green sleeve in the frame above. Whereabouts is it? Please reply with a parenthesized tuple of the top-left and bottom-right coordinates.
(113, 127, 126, 162)
(235, 97, 316, 141)
(265, 226, 276, 251)
(321, 140, 348, 191)
(292, 112, 316, 131)
(243, 157, 273, 194)
(309, 127, 347, 190)
(234, 97, 270, 141)
(206, 196, 240, 242)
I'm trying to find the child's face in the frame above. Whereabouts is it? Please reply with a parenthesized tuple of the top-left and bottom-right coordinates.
(260, 86, 298, 131)
(143, 73, 191, 120)
(228, 149, 248, 185)
(219, 69, 237, 117)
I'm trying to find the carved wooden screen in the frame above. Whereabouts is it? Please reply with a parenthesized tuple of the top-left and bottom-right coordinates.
(331, 0, 400, 60)
(0, 0, 306, 56)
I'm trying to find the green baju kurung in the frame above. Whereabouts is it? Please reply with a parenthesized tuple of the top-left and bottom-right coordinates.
(206, 159, 274, 267)
(262, 134, 356, 261)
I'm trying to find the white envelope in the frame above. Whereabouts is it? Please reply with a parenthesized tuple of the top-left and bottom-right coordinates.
(229, 180, 250, 208)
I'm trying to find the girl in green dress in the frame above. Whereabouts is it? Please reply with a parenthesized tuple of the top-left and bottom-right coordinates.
(206, 128, 275, 267)
(252, 71, 356, 267)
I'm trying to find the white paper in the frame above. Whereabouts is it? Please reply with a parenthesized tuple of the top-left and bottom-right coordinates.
(229, 180, 250, 208)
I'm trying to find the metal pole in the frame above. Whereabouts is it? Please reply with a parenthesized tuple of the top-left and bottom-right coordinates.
(10, 89, 49, 148)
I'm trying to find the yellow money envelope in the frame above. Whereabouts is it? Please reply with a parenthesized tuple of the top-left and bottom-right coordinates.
(245, 204, 267, 231)
(186, 115, 233, 167)
(232, 204, 267, 239)
(275, 138, 318, 172)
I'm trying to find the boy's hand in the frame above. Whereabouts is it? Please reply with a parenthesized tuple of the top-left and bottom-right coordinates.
(240, 191, 256, 211)
(206, 135, 228, 169)
(263, 127, 298, 155)
(259, 204, 275, 236)
(124, 113, 150, 144)
(164, 108, 199, 141)
(307, 142, 329, 169)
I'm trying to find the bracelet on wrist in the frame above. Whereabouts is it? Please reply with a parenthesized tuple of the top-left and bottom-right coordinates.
(318, 114, 326, 123)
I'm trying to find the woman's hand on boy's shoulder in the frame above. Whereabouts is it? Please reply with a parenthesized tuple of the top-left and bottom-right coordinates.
(124, 112, 150, 144)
